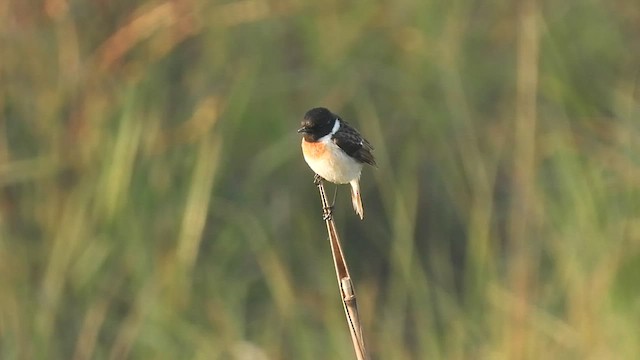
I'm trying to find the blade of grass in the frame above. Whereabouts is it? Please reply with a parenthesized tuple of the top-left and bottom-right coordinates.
(315, 179, 369, 360)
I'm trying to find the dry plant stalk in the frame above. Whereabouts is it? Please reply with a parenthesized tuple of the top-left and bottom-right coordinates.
(316, 179, 369, 360)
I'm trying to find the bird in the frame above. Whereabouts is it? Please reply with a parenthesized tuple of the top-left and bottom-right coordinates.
(298, 107, 376, 220)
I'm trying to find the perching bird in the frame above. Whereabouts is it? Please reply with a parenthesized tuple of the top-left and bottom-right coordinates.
(298, 107, 376, 219)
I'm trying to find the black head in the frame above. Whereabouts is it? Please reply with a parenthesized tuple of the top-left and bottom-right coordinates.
(297, 107, 338, 141)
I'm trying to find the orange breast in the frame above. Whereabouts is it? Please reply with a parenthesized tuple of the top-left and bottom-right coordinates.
(301, 139, 327, 160)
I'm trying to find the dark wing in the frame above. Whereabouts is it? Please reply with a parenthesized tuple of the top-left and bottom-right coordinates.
(332, 121, 376, 166)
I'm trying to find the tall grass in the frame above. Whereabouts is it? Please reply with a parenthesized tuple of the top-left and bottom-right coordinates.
(1, 0, 639, 359)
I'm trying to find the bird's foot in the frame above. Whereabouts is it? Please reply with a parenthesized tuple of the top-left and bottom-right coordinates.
(313, 174, 324, 185)
(322, 205, 334, 221)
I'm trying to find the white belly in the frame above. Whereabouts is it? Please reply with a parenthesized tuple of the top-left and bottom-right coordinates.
(303, 139, 363, 184)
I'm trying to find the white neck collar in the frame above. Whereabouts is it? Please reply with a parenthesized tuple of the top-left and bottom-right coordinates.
(330, 119, 340, 135)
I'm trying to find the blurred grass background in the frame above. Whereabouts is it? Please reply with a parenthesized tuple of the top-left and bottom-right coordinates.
(1, 0, 640, 359)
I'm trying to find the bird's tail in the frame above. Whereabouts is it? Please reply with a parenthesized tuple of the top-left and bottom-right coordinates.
(350, 179, 364, 220)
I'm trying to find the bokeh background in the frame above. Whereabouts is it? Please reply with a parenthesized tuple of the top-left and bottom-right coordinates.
(2, 0, 640, 359)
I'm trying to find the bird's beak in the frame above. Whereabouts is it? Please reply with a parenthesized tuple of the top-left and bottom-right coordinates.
(297, 126, 309, 134)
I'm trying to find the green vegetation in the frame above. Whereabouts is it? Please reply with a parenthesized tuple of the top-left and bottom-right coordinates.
(2, 0, 639, 358)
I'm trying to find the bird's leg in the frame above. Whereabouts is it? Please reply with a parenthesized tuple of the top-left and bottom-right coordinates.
(314, 174, 333, 220)
(322, 185, 338, 221)
(330, 184, 338, 208)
